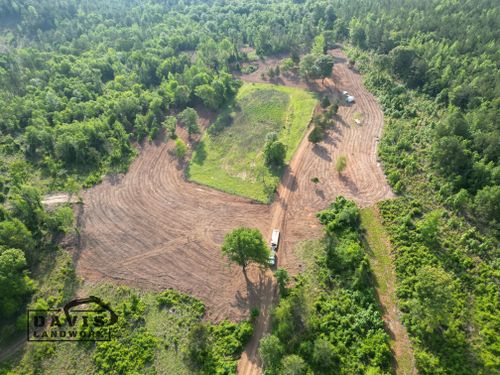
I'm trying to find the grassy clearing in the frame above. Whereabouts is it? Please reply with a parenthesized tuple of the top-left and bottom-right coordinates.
(187, 82, 317, 202)
(360, 207, 394, 296)
(360, 206, 416, 375)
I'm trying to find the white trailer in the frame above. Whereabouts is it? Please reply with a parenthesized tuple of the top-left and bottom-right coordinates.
(271, 229, 280, 250)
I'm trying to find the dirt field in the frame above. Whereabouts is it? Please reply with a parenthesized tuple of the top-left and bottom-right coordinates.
(74, 48, 393, 373)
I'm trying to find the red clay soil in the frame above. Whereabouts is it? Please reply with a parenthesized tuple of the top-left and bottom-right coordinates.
(74, 48, 393, 373)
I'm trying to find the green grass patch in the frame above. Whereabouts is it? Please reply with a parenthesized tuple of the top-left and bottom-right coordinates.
(360, 207, 394, 296)
(187, 82, 317, 202)
(361, 206, 417, 375)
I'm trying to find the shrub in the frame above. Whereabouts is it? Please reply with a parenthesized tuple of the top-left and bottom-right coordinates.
(175, 139, 187, 159)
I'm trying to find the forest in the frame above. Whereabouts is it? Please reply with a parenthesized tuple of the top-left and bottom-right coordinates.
(261, 197, 392, 374)
(0, 0, 498, 374)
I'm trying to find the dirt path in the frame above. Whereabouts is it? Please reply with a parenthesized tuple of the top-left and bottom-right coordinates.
(361, 207, 417, 375)
(42, 193, 78, 207)
(0, 337, 24, 363)
(237, 115, 316, 375)
(236, 269, 277, 375)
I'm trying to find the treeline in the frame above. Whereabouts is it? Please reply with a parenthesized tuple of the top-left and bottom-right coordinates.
(328, 0, 499, 373)
(334, 0, 499, 236)
(1, 0, 247, 190)
(0, 181, 73, 342)
(260, 197, 392, 375)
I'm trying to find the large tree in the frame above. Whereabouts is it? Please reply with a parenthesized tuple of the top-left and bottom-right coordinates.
(177, 107, 199, 136)
(299, 54, 319, 80)
(221, 227, 270, 274)
(264, 132, 287, 167)
(314, 54, 334, 83)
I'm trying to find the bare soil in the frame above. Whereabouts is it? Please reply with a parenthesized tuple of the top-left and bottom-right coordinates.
(42, 193, 78, 208)
(72, 48, 394, 373)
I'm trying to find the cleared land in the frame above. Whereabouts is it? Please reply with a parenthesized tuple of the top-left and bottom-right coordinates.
(74, 48, 393, 344)
(188, 83, 317, 202)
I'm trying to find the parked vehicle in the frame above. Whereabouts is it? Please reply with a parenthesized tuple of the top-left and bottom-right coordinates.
(268, 229, 280, 266)
(271, 229, 280, 251)
(269, 250, 276, 266)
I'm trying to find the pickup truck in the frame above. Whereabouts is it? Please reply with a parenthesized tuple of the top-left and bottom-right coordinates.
(268, 250, 276, 266)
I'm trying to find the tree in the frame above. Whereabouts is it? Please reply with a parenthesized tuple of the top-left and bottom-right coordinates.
(311, 177, 320, 184)
(312, 337, 340, 372)
(349, 18, 366, 49)
(314, 54, 334, 83)
(221, 227, 270, 274)
(389, 46, 416, 81)
(316, 196, 360, 236)
(174, 139, 187, 159)
(327, 102, 339, 117)
(335, 155, 347, 174)
(178, 107, 199, 136)
(275, 268, 289, 297)
(281, 58, 295, 74)
(299, 54, 318, 80)
(432, 136, 472, 187)
(264, 141, 287, 167)
(281, 355, 307, 375)
(312, 34, 326, 55)
(474, 185, 500, 224)
(46, 206, 74, 236)
(417, 210, 441, 246)
(409, 265, 456, 334)
(387, 46, 428, 88)
(267, 67, 275, 80)
(264, 132, 286, 167)
(185, 323, 210, 367)
(436, 112, 470, 139)
(308, 126, 323, 144)
(321, 96, 331, 108)
(259, 334, 283, 374)
(173, 84, 191, 106)
(0, 247, 34, 320)
(194, 84, 222, 110)
(162, 115, 177, 139)
(0, 219, 34, 258)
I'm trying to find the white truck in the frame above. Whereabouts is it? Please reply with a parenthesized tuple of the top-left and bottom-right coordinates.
(268, 229, 280, 266)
